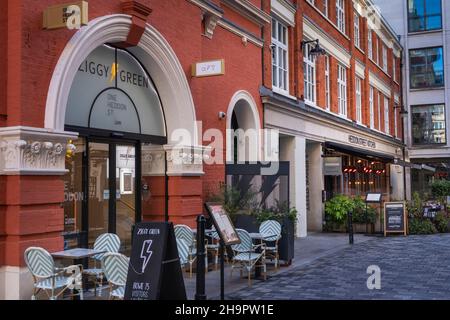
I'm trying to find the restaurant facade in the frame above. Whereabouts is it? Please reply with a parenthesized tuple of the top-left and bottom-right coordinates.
(0, 0, 271, 299)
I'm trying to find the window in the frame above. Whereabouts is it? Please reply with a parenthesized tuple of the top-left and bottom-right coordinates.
(382, 46, 388, 72)
(408, 0, 442, 33)
(393, 57, 397, 82)
(384, 96, 390, 134)
(323, 0, 328, 17)
(375, 37, 379, 64)
(336, 0, 346, 33)
(378, 92, 381, 130)
(409, 47, 444, 89)
(338, 64, 347, 117)
(368, 29, 373, 59)
(272, 19, 289, 93)
(369, 87, 375, 128)
(354, 13, 360, 48)
(303, 42, 316, 104)
(356, 77, 362, 123)
(325, 55, 330, 110)
(394, 104, 399, 137)
(411, 104, 446, 144)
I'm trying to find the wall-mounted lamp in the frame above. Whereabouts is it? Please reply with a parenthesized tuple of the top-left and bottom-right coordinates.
(301, 39, 326, 58)
(394, 105, 409, 119)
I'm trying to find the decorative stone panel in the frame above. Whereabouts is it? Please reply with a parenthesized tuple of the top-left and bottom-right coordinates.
(0, 127, 78, 175)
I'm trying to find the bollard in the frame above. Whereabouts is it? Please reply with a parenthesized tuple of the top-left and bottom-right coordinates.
(348, 211, 354, 245)
(195, 215, 207, 300)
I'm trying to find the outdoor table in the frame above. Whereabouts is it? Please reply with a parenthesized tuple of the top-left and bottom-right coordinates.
(51, 248, 107, 299)
(51, 248, 107, 260)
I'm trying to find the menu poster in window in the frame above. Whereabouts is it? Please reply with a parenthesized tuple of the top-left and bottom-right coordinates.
(384, 202, 407, 236)
(204, 203, 241, 245)
(124, 222, 186, 300)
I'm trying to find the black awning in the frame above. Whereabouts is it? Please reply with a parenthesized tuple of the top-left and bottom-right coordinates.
(324, 142, 395, 163)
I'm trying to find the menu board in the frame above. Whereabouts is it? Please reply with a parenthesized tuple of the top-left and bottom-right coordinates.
(204, 203, 241, 245)
(366, 193, 382, 203)
(384, 202, 407, 236)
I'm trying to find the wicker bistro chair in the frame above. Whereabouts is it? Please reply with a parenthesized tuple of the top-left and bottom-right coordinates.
(174, 224, 197, 277)
(24, 247, 84, 300)
(259, 220, 282, 268)
(176, 238, 190, 269)
(101, 253, 129, 300)
(230, 229, 266, 286)
(83, 233, 121, 296)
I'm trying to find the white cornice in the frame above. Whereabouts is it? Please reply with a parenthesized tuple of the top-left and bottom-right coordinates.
(355, 60, 366, 79)
(222, 0, 271, 26)
(271, 0, 296, 27)
(187, 0, 223, 17)
(369, 71, 391, 97)
(303, 18, 351, 67)
(217, 19, 264, 47)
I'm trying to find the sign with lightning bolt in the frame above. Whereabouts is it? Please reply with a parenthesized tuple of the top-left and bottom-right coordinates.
(125, 222, 187, 300)
(140, 239, 153, 273)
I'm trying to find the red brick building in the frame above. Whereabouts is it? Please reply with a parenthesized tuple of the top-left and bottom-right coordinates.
(0, 0, 270, 299)
(263, 0, 404, 237)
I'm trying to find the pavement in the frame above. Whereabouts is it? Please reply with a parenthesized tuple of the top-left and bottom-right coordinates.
(226, 233, 450, 300)
(183, 232, 373, 300)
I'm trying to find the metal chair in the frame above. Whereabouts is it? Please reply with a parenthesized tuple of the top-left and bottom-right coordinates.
(174, 224, 197, 277)
(83, 233, 121, 296)
(230, 229, 266, 286)
(101, 252, 129, 300)
(259, 220, 282, 268)
(24, 247, 84, 300)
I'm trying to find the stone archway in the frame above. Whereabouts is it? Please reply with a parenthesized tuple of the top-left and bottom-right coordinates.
(226, 90, 262, 162)
(45, 14, 198, 146)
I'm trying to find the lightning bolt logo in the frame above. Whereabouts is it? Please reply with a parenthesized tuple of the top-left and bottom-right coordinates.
(140, 240, 153, 273)
(110, 63, 119, 83)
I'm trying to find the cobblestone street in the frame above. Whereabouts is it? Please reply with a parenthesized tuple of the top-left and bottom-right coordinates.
(227, 234, 450, 300)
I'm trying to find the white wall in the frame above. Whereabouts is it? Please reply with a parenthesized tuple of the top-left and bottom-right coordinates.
(306, 142, 324, 231)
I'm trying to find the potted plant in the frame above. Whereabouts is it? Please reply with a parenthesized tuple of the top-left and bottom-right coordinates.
(324, 195, 355, 232)
(352, 196, 377, 233)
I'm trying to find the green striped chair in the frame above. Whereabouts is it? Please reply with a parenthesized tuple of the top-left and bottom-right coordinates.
(83, 233, 121, 297)
(176, 238, 189, 269)
(230, 229, 266, 286)
(101, 252, 129, 300)
(174, 224, 197, 277)
(24, 247, 84, 300)
(259, 220, 282, 268)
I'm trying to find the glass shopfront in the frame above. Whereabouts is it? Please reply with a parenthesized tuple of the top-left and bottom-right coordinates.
(411, 158, 450, 197)
(323, 147, 390, 200)
(63, 45, 167, 255)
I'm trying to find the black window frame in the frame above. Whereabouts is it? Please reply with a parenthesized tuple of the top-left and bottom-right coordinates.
(411, 103, 447, 146)
(407, 0, 443, 33)
(409, 46, 445, 89)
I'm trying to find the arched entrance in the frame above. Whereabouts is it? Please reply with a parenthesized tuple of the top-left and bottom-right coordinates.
(46, 15, 201, 254)
(226, 90, 262, 163)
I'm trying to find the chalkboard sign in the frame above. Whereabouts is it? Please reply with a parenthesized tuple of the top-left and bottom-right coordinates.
(384, 202, 407, 236)
(205, 203, 241, 245)
(124, 222, 187, 300)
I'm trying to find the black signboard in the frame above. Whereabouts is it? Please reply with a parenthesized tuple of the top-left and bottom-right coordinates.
(384, 202, 407, 236)
(124, 222, 187, 300)
(204, 203, 241, 245)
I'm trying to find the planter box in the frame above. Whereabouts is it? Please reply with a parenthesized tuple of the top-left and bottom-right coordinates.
(279, 217, 294, 263)
(234, 214, 259, 232)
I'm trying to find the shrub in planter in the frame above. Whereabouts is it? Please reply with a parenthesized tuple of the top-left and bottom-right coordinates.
(433, 212, 450, 233)
(352, 196, 377, 224)
(408, 218, 437, 235)
(324, 195, 355, 230)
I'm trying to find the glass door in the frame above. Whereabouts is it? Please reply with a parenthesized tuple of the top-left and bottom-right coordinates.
(88, 142, 110, 249)
(115, 145, 136, 256)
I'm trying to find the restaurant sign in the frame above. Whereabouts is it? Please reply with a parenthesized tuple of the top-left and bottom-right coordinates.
(348, 135, 376, 149)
